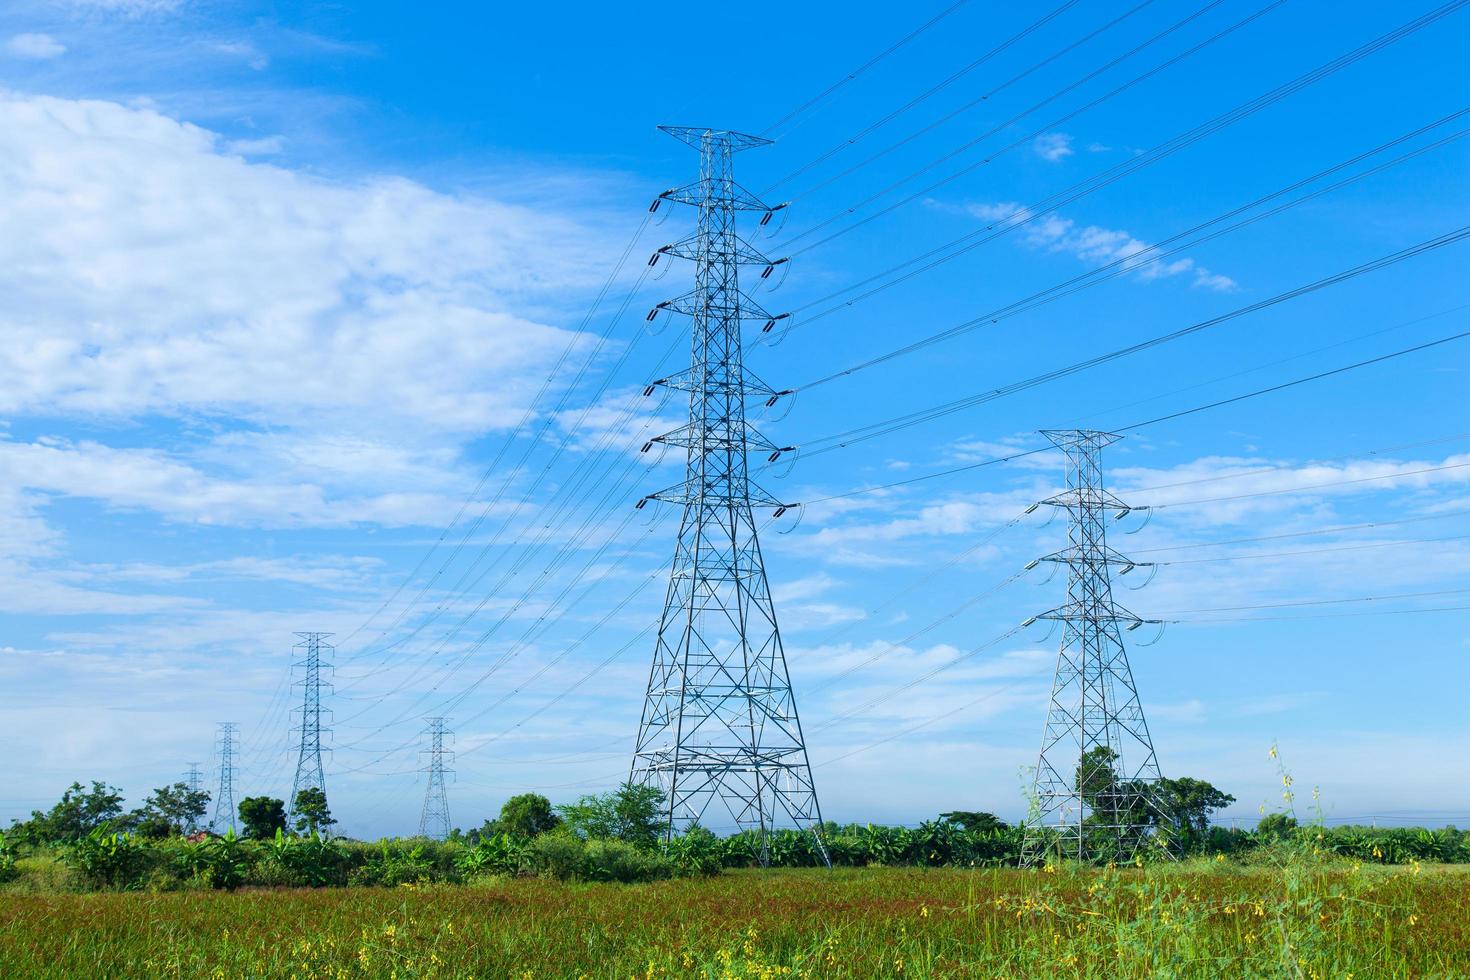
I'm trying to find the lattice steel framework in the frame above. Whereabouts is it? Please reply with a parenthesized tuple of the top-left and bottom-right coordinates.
(1021, 430, 1171, 864)
(289, 632, 333, 823)
(419, 717, 453, 841)
(210, 722, 238, 834)
(630, 126, 827, 864)
(184, 762, 204, 834)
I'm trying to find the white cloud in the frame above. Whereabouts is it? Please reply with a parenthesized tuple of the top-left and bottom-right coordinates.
(0, 93, 615, 440)
(7, 33, 66, 59)
(0, 434, 475, 529)
(63, 0, 186, 14)
(226, 135, 284, 155)
(1033, 132, 1073, 162)
(964, 201, 1237, 292)
(211, 40, 268, 71)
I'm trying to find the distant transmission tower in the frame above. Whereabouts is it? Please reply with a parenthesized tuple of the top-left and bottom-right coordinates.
(418, 717, 453, 841)
(210, 722, 238, 835)
(289, 632, 333, 826)
(1022, 430, 1170, 864)
(630, 126, 827, 865)
(184, 762, 204, 834)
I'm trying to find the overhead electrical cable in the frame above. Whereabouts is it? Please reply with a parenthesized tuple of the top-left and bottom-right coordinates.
(780, 0, 1293, 254)
(777, 1, 1466, 332)
(765, 0, 1086, 189)
(337, 212, 658, 658)
(789, 227, 1470, 456)
(789, 0, 1173, 201)
(761, 0, 975, 138)
(797, 311, 1470, 506)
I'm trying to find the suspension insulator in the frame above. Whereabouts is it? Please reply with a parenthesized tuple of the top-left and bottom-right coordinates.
(642, 384, 657, 397)
(635, 498, 648, 509)
(648, 199, 661, 213)
(648, 252, 660, 267)
(762, 312, 791, 333)
(640, 441, 653, 453)
(646, 307, 660, 322)
(773, 506, 787, 519)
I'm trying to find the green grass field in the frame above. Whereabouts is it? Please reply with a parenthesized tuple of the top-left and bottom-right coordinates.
(3, 862, 1468, 978)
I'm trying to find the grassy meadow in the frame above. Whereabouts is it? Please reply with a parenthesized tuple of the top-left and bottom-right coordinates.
(3, 861, 1469, 978)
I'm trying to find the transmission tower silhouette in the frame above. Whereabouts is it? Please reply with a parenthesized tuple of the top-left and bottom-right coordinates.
(289, 632, 333, 825)
(184, 762, 204, 834)
(630, 126, 827, 865)
(418, 717, 453, 841)
(1021, 429, 1171, 864)
(210, 722, 238, 834)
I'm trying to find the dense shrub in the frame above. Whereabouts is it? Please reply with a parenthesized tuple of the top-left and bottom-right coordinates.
(456, 833, 526, 879)
(662, 827, 722, 876)
(0, 833, 17, 884)
(347, 839, 457, 887)
(185, 833, 255, 890)
(583, 839, 675, 883)
(63, 829, 157, 890)
(526, 831, 589, 882)
(261, 831, 351, 888)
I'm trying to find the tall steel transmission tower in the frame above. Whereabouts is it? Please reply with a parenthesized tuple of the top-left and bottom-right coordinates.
(418, 717, 453, 841)
(630, 126, 826, 864)
(289, 632, 333, 824)
(1022, 430, 1170, 864)
(184, 763, 204, 834)
(210, 722, 238, 834)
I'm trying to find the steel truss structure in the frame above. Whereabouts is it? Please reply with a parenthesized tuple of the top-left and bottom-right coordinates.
(630, 126, 827, 865)
(184, 762, 204, 834)
(210, 722, 238, 834)
(419, 717, 453, 841)
(289, 631, 333, 825)
(1022, 429, 1172, 864)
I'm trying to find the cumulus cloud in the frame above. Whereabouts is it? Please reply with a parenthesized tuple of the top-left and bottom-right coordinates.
(1033, 132, 1073, 162)
(7, 33, 66, 59)
(0, 93, 614, 439)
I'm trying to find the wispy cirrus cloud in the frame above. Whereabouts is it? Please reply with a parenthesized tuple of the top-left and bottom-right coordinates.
(963, 201, 1238, 292)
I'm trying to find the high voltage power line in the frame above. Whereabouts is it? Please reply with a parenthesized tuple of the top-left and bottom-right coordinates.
(318, 1, 1446, 714)
(778, 1, 1466, 327)
(764, 0, 1087, 190)
(252, 0, 1364, 731)
(779, 0, 1272, 239)
(189, 0, 1469, 838)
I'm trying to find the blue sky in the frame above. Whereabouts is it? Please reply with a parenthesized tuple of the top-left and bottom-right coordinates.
(0, 0, 1467, 839)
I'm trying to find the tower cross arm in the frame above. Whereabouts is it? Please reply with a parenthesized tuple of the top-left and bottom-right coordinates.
(655, 233, 783, 268)
(658, 180, 785, 214)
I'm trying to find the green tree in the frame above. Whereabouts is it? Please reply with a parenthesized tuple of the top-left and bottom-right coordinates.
(940, 811, 1009, 833)
(1257, 812, 1299, 837)
(292, 788, 337, 836)
(1075, 746, 1123, 808)
(1155, 777, 1235, 844)
(557, 783, 666, 848)
(7, 781, 125, 844)
(124, 782, 211, 838)
(497, 792, 561, 838)
(238, 796, 288, 839)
